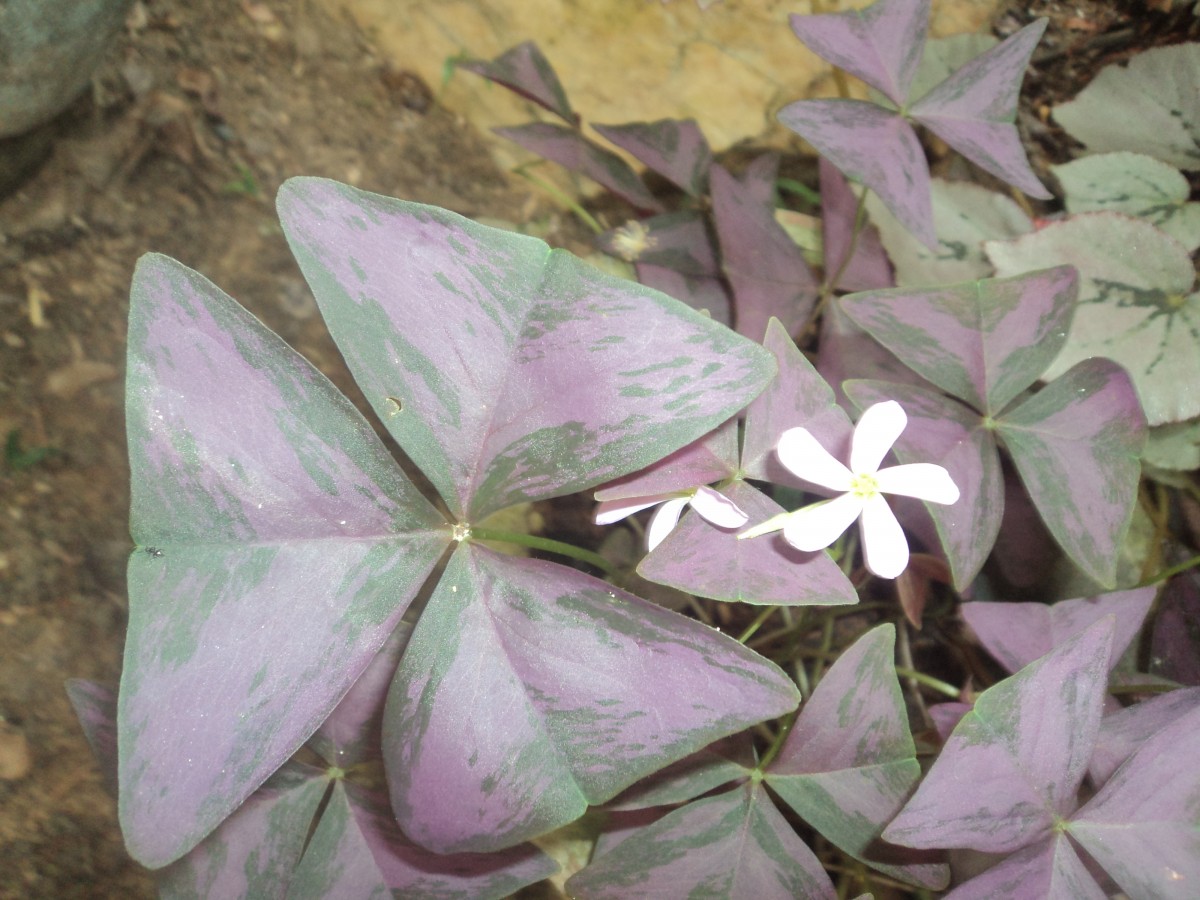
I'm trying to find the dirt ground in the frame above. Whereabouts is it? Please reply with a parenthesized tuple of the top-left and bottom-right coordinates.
(0, 0, 1196, 897)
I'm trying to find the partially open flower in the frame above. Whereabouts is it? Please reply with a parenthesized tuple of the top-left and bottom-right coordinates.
(596, 485, 748, 551)
(739, 400, 959, 579)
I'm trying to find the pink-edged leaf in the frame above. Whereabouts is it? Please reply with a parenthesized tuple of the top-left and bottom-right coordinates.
(839, 267, 1079, 414)
(961, 587, 1156, 675)
(66, 679, 119, 797)
(635, 263, 732, 325)
(1152, 572, 1200, 686)
(1069, 704, 1200, 899)
(592, 119, 712, 197)
(457, 41, 576, 124)
(564, 783, 836, 900)
(594, 420, 737, 502)
(778, 99, 935, 249)
(945, 836, 1107, 900)
(278, 178, 773, 522)
(910, 20, 1051, 200)
(742, 318, 854, 486)
(159, 762, 328, 899)
(884, 618, 1115, 854)
(710, 162, 819, 341)
(639, 481, 858, 607)
(607, 733, 755, 812)
(598, 211, 718, 274)
(819, 158, 893, 292)
(788, 0, 929, 106)
(844, 380, 1002, 590)
(817, 302, 926, 408)
(309, 621, 413, 769)
(1090, 687, 1200, 787)
(996, 358, 1147, 588)
(121, 254, 449, 868)
(768, 625, 949, 890)
(383, 544, 800, 854)
(290, 781, 556, 900)
(493, 122, 663, 212)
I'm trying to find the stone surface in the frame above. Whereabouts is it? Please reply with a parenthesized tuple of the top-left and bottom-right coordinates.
(320, 0, 1003, 163)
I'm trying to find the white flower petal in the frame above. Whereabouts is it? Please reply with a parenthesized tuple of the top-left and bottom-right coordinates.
(647, 497, 689, 551)
(859, 495, 909, 579)
(876, 463, 961, 505)
(594, 494, 669, 525)
(776, 427, 853, 491)
(781, 492, 864, 552)
(851, 400, 907, 474)
(690, 485, 749, 529)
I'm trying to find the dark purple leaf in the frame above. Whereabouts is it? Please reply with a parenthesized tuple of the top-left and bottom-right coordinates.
(598, 212, 718, 275)
(737, 153, 781, 207)
(961, 588, 1156, 675)
(742, 318, 854, 487)
(710, 163, 819, 341)
(1151, 572, 1200, 686)
(309, 621, 413, 769)
(778, 100, 935, 248)
(768, 625, 948, 890)
(493, 122, 663, 212)
(66, 679, 118, 798)
(383, 544, 800, 854)
(290, 782, 556, 899)
(1089, 687, 1200, 787)
(639, 481, 858, 607)
(819, 158, 893, 292)
(594, 420, 738, 502)
(910, 20, 1051, 200)
(839, 267, 1078, 414)
(884, 618, 1115, 853)
(945, 837, 1107, 900)
(457, 41, 576, 125)
(607, 733, 755, 811)
(592, 119, 712, 196)
(996, 359, 1147, 588)
(634, 263, 732, 326)
(991, 473, 1059, 589)
(1069, 704, 1200, 898)
(844, 380, 1002, 590)
(159, 763, 328, 899)
(277, 178, 774, 521)
(928, 701, 972, 742)
(789, 0, 929, 106)
(817, 303, 925, 409)
(565, 783, 836, 900)
(121, 254, 450, 867)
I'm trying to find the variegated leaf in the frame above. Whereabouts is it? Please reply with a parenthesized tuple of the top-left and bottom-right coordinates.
(457, 41, 576, 124)
(592, 119, 712, 197)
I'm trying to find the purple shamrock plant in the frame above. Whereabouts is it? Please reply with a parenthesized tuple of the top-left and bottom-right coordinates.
(75, 1, 1200, 896)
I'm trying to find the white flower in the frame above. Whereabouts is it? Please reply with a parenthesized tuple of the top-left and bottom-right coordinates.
(595, 485, 748, 551)
(738, 400, 959, 579)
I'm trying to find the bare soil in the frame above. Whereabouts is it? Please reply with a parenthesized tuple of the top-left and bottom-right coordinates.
(0, 0, 1195, 897)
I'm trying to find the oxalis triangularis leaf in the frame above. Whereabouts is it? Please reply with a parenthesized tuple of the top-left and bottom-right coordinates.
(117, 177, 799, 868)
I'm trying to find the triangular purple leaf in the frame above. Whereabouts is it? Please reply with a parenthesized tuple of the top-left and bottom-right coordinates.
(996, 358, 1147, 588)
(121, 254, 450, 867)
(1089, 687, 1200, 787)
(634, 262, 732, 325)
(768, 625, 949, 890)
(592, 119, 712, 197)
(710, 162, 819, 341)
(778, 99, 935, 248)
(839, 267, 1078, 415)
(594, 420, 738, 502)
(278, 178, 774, 522)
(788, 0, 929, 106)
(819, 158, 894, 293)
(884, 618, 1115, 853)
(639, 481, 858, 607)
(493, 122, 663, 212)
(1152, 572, 1200, 686)
(817, 302, 926, 409)
(961, 587, 1156, 675)
(383, 544, 800, 854)
(910, 19, 1051, 200)
(598, 211, 718, 275)
(290, 781, 556, 900)
(565, 783, 837, 900)
(66, 679, 119, 798)
(606, 733, 755, 812)
(945, 836, 1107, 900)
(457, 41, 576, 125)
(1069, 705, 1200, 899)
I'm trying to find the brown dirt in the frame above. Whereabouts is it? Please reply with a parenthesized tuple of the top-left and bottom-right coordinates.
(0, 0, 1195, 897)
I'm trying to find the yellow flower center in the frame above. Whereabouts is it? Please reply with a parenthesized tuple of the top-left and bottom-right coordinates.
(849, 472, 880, 499)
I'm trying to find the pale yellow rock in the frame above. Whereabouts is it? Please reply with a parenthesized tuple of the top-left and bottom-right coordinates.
(321, 0, 1003, 170)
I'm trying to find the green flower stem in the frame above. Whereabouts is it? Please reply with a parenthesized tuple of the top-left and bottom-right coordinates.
(512, 164, 604, 234)
(1136, 553, 1200, 587)
(468, 527, 619, 576)
(894, 667, 960, 700)
(757, 707, 799, 773)
(737, 605, 781, 644)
